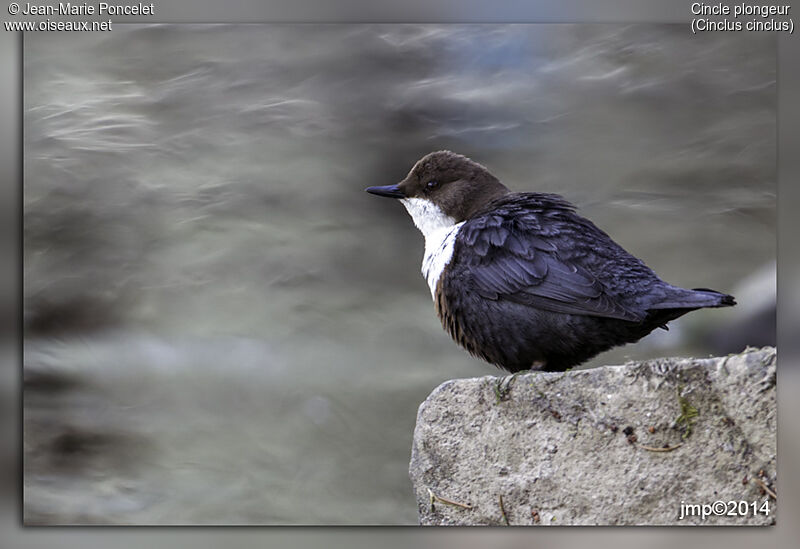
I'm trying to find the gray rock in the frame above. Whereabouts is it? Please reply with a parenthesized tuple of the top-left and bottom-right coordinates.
(409, 347, 776, 525)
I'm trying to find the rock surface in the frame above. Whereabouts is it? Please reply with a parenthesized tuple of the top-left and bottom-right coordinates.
(409, 347, 776, 525)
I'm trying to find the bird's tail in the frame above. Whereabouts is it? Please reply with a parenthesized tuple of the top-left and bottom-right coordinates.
(650, 287, 736, 310)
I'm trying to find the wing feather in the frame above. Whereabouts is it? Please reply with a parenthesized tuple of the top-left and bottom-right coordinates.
(453, 194, 647, 322)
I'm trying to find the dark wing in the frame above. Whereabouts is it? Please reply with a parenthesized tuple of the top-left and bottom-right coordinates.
(452, 194, 653, 322)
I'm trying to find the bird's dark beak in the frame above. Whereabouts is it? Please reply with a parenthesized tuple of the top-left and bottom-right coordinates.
(365, 184, 405, 199)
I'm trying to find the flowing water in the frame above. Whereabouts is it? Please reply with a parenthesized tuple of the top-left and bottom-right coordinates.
(23, 24, 775, 524)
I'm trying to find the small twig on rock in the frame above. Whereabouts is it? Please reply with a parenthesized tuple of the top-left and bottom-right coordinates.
(638, 443, 683, 452)
(498, 494, 510, 525)
(675, 387, 699, 439)
(753, 477, 777, 500)
(427, 488, 473, 511)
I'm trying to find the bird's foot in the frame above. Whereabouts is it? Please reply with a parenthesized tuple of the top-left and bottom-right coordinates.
(494, 361, 547, 402)
(494, 372, 522, 403)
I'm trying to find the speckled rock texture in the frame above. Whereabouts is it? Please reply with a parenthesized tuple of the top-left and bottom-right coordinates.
(409, 347, 776, 526)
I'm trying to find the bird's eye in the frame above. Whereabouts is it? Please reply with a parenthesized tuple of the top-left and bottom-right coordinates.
(426, 180, 439, 190)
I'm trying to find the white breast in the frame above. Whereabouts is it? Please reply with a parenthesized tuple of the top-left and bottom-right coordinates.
(420, 223, 464, 298)
(400, 198, 465, 299)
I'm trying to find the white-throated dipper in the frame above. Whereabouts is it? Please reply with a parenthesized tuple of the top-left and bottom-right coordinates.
(366, 151, 736, 372)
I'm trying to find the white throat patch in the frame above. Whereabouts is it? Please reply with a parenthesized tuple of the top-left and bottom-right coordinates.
(400, 198, 464, 299)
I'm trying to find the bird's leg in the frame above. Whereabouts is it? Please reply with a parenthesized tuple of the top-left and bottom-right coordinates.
(529, 360, 547, 371)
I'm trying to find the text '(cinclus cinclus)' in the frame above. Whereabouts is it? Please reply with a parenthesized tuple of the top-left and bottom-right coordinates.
(366, 151, 736, 372)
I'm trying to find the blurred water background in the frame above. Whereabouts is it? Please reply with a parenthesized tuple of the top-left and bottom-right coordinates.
(23, 24, 775, 524)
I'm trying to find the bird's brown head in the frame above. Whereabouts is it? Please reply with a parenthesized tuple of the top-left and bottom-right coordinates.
(366, 151, 509, 236)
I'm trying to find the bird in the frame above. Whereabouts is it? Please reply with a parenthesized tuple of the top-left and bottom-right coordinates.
(365, 150, 736, 373)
